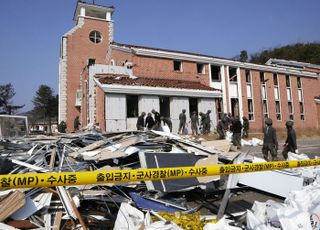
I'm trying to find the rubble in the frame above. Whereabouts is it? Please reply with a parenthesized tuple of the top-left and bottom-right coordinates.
(0, 129, 319, 229)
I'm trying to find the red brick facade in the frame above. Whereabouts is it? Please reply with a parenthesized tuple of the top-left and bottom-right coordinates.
(60, 2, 320, 133)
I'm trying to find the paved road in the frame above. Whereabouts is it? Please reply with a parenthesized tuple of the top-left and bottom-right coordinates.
(241, 138, 320, 159)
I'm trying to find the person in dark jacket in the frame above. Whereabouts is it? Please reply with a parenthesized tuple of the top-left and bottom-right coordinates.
(242, 116, 249, 138)
(161, 116, 172, 132)
(282, 121, 298, 160)
(190, 111, 199, 135)
(136, 112, 146, 131)
(216, 116, 228, 139)
(203, 110, 211, 134)
(262, 118, 278, 161)
(152, 109, 161, 130)
(178, 109, 187, 134)
(199, 112, 206, 134)
(145, 113, 155, 130)
(230, 116, 242, 148)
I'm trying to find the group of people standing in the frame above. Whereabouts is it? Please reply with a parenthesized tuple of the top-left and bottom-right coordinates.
(216, 113, 250, 148)
(262, 118, 298, 161)
(136, 109, 212, 135)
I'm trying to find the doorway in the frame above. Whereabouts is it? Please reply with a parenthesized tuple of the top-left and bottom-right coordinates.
(231, 98, 239, 117)
(160, 96, 170, 118)
(189, 98, 198, 117)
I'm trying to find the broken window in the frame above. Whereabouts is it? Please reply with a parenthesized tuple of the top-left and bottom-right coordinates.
(215, 98, 223, 120)
(245, 69, 251, 83)
(297, 77, 302, 89)
(288, 101, 294, 120)
(248, 99, 254, 121)
(197, 63, 205, 74)
(286, 75, 291, 87)
(260, 72, 265, 83)
(231, 98, 239, 117)
(173, 60, 182, 72)
(300, 102, 305, 120)
(229, 67, 237, 82)
(210, 65, 221, 81)
(273, 73, 278, 86)
(88, 59, 96, 66)
(126, 95, 138, 118)
(89, 30, 102, 44)
(263, 100, 268, 118)
(275, 101, 281, 121)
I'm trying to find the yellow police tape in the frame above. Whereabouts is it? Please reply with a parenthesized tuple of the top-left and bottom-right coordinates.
(1, 158, 319, 189)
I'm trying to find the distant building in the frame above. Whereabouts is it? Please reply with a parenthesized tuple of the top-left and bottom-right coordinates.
(59, 1, 320, 133)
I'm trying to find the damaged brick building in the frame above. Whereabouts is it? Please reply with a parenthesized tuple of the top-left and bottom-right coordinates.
(59, 1, 320, 133)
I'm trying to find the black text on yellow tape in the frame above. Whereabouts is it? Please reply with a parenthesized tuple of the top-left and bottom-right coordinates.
(1, 158, 320, 189)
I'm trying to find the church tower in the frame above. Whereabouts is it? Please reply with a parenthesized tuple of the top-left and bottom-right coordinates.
(59, 1, 114, 130)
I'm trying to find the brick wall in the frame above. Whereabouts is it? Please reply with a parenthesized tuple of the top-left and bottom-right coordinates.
(65, 18, 110, 131)
(95, 85, 106, 132)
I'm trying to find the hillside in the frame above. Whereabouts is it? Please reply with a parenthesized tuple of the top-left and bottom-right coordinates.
(249, 43, 320, 65)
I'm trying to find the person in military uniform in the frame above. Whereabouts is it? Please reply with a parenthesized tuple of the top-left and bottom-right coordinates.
(199, 112, 206, 134)
(282, 120, 298, 160)
(145, 113, 155, 130)
(178, 109, 187, 134)
(230, 116, 242, 148)
(136, 112, 146, 131)
(262, 118, 278, 161)
(242, 116, 249, 138)
(152, 109, 161, 131)
(190, 111, 199, 135)
(216, 116, 228, 139)
(161, 116, 172, 132)
(203, 110, 211, 134)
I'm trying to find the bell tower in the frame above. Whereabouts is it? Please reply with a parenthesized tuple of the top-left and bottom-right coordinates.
(59, 1, 114, 131)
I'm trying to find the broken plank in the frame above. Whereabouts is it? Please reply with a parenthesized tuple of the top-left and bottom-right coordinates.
(53, 211, 63, 230)
(0, 190, 26, 221)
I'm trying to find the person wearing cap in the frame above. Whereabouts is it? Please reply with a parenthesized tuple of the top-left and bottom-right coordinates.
(230, 116, 242, 149)
(203, 110, 212, 134)
(136, 112, 146, 131)
(282, 120, 298, 160)
(178, 109, 187, 134)
(145, 113, 155, 130)
(216, 116, 228, 139)
(151, 109, 161, 131)
(242, 116, 249, 138)
(161, 116, 172, 132)
(262, 118, 278, 161)
(190, 111, 199, 135)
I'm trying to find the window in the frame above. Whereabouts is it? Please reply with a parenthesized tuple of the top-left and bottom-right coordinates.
(260, 72, 265, 83)
(300, 102, 305, 120)
(88, 59, 95, 66)
(215, 98, 223, 120)
(245, 69, 251, 83)
(173, 60, 182, 72)
(297, 77, 304, 120)
(288, 101, 294, 120)
(210, 65, 221, 81)
(89, 31, 102, 44)
(197, 63, 205, 74)
(286, 75, 291, 87)
(248, 99, 254, 120)
(297, 77, 302, 88)
(273, 74, 281, 120)
(246, 70, 254, 120)
(126, 95, 138, 118)
(273, 73, 278, 86)
(229, 67, 237, 82)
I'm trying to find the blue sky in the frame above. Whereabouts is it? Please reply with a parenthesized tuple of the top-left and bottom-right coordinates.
(0, 0, 319, 112)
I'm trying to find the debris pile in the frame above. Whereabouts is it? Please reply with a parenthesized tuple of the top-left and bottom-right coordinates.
(0, 130, 243, 229)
